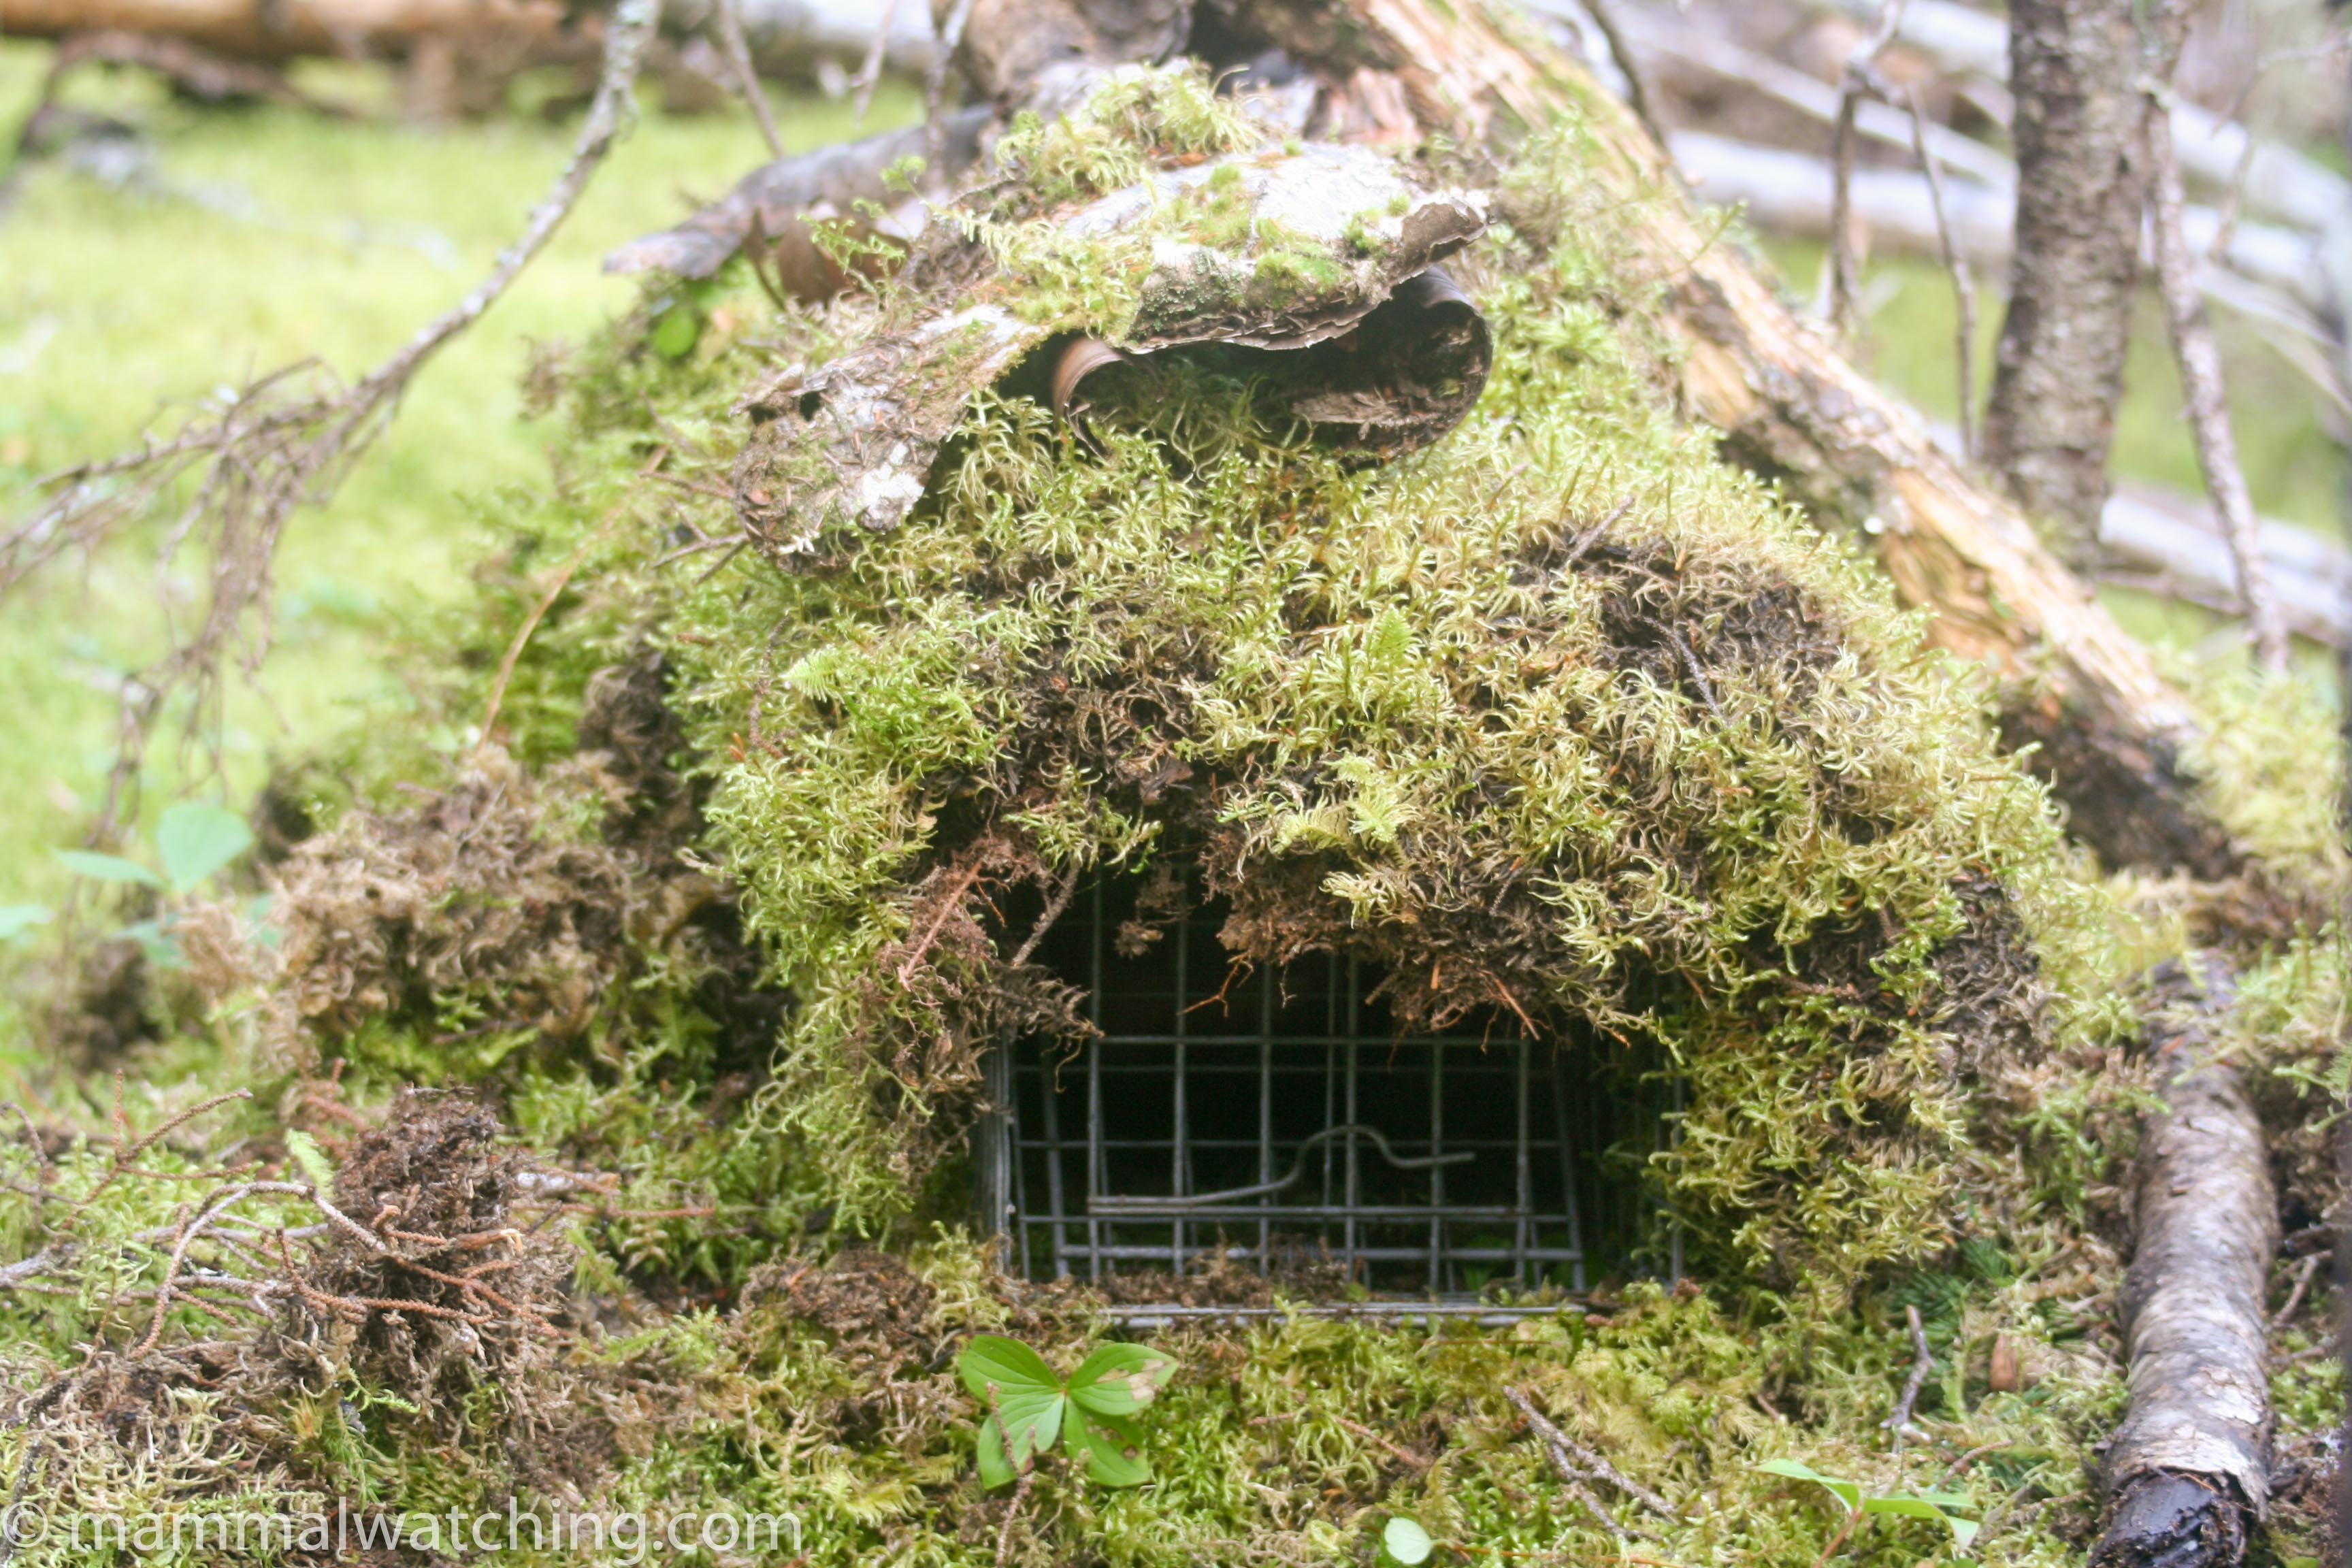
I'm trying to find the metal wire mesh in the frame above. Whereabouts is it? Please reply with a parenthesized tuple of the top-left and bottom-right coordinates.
(978, 877, 1669, 1294)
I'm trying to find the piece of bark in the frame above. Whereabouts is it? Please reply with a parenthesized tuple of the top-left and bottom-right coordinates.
(1252, 0, 2251, 878)
(728, 142, 1488, 564)
(2089, 958, 2277, 1568)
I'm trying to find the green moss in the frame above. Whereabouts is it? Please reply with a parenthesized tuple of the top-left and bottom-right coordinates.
(623, 122, 2123, 1309)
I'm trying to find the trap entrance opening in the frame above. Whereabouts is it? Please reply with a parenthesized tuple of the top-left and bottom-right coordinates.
(979, 872, 1669, 1296)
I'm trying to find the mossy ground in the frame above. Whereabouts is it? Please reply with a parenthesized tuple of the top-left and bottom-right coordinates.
(0, 47, 2344, 1568)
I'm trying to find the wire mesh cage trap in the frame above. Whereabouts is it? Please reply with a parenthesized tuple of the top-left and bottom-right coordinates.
(976, 873, 1675, 1298)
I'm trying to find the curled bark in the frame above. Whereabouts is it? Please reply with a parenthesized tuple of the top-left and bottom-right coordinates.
(2090, 958, 2278, 1568)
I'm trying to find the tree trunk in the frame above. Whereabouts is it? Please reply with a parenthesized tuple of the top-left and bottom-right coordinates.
(1262, 0, 2247, 878)
(1978, 0, 2156, 572)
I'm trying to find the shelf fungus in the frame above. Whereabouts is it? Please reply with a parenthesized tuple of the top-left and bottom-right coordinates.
(726, 137, 1491, 568)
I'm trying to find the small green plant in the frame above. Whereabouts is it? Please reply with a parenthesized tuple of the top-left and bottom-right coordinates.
(1758, 1458, 1979, 1565)
(51, 800, 259, 967)
(956, 1333, 1177, 1488)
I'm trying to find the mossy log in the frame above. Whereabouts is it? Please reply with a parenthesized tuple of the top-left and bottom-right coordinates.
(1238, 0, 2246, 879)
(2089, 959, 2279, 1568)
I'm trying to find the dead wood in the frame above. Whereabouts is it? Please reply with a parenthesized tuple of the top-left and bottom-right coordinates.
(2144, 101, 2290, 672)
(2089, 958, 2278, 1568)
(610, 0, 1197, 286)
(0, 0, 572, 65)
(1795, 0, 2350, 234)
(725, 144, 1491, 564)
(1243, 0, 2251, 880)
(1662, 133, 2330, 320)
(604, 108, 991, 284)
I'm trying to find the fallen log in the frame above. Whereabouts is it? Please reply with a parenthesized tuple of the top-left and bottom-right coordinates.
(0, 0, 927, 86)
(0, 0, 572, 62)
(2089, 958, 2278, 1568)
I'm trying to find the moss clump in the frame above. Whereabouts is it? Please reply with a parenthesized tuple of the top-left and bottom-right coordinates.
(638, 116, 2123, 1305)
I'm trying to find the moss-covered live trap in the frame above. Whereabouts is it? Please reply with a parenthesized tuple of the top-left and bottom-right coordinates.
(30, 48, 2352, 1568)
(980, 872, 1675, 1295)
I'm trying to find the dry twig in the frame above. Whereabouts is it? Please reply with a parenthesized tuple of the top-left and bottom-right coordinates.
(1505, 1386, 1675, 1529)
(2143, 97, 2291, 671)
(2270, 1251, 2324, 1332)
(711, 0, 787, 161)
(0, 0, 659, 830)
(925, 0, 979, 169)
(1823, 0, 1912, 334)
(1906, 86, 1979, 461)
(1884, 1303, 1933, 1448)
(851, 0, 902, 127)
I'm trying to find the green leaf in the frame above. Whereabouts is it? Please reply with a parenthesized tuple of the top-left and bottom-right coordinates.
(1382, 1516, 1435, 1567)
(996, 1387, 1066, 1469)
(284, 1130, 336, 1192)
(0, 906, 52, 942)
(976, 1415, 1017, 1490)
(1757, 1459, 1861, 1512)
(1068, 1343, 1177, 1416)
(1863, 1497, 1949, 1522)
(155, 802, 253, 893)
(649, 304, 702, 359)
(1066, 1409, 1151, 1488)
(54, 849, 163, 887)
(1863, 1494, 1978, 1552)
(959, 1335, 1062, 1400)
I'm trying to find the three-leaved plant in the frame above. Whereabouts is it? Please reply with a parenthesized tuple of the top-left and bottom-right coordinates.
(957, 1333, 1177, 1489)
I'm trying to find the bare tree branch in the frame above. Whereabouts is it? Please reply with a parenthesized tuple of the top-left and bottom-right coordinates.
(1907, 87, 1979, 462)
(0, 0, 659, 830)
(1822, 0, 1909, 334)
(712, 0, 787, 161)
(2145, 99, 2291, 671)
